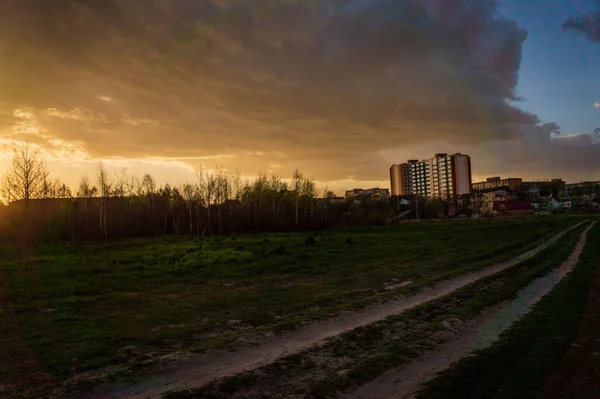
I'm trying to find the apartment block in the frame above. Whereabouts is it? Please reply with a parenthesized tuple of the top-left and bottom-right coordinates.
(389, 163, 412, 196)
(390, 153, 471, 199)
(472, 177, 523, 192)
(430, 153, 472, 198)
(410, 159, 431, 197)
(345, 187, 390, 199)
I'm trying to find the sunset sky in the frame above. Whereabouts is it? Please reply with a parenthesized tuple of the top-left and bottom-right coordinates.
(1, 0, 599, 194)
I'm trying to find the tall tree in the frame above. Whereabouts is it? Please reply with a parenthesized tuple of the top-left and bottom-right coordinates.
(96, 162, 111, 239)
(292, 169, 303, 227)
(77, 176, 97, 230)
(141, 173, 156, 230)
(2, 142, 49, 202)
(55, 179, 73, 198)
(182, 183, 196, 236)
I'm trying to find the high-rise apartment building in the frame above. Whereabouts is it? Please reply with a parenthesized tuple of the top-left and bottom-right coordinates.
(389, 153, 472, 199)
(410, 160, 431, 197)
(389, 163, 411, 196)
(429, 153, 472, 198)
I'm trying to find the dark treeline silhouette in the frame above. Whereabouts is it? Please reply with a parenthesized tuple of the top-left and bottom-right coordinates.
(0, 143, 397, 244)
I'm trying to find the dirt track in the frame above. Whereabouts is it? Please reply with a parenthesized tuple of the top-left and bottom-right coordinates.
(92, 221, 588, 399)
(345, 221, 596, 399)
(537, 250, 600, 398)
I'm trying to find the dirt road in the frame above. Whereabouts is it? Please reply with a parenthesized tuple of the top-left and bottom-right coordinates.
(345, 221, 595, 399)
(92, 221, 587, 399)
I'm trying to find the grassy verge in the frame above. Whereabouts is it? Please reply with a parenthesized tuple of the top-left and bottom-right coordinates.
(417, 220, 600, 399)
(0, 216, 580, 387)
(165, 221, 590, 399)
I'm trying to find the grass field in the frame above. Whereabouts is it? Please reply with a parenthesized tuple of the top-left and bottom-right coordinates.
(417, 221, 600, 399)
(0, 216, 583, 392)
(176, 221, 589, 399)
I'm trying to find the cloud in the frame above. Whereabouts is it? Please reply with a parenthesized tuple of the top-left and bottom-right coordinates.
(564, 1, 600, 43)
(0, 0, 597, 184)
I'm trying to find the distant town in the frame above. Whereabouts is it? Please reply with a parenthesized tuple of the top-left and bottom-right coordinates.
(342, 152, 600, 217)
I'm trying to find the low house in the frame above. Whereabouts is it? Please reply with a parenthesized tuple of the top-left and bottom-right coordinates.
(531, 198, 554, 211)
(558, 198, 572, 209)
(482, 190, 510, 214)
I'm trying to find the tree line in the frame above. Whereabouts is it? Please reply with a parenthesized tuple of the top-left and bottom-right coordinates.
(0, 143, 394, 243)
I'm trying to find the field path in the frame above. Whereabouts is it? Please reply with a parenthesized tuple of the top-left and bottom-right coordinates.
(536, 243, 600, 398)
(345, 221, 596, 399)
(93, 221, 588, 399)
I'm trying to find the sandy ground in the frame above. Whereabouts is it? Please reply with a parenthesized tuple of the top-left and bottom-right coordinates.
(344, 221, 596, 399)
(87, 221, 588, 399)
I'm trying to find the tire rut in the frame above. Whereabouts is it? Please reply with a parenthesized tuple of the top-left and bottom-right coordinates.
(345, 221, 596, 399)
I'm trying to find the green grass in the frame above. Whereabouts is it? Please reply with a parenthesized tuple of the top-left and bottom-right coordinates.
(302, 222, 592, 398)
(418, 221, 600, 399)
(163, 221, 590, 399)
(0, 216, 583, 388)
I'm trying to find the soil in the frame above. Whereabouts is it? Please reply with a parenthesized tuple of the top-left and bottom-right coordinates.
(88, 222, 587, 399)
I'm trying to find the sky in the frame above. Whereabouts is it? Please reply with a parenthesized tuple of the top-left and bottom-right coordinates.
(0, 0, 599, 195)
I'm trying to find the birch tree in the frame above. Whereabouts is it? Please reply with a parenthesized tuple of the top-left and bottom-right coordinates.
(77, 177, 97, 229)
(96, 162, 111, 239)
(292, 169, 303, 227)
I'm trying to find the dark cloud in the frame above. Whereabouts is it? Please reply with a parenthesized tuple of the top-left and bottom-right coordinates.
(564, 1, 600, 43)
(0, 0, 598, 182)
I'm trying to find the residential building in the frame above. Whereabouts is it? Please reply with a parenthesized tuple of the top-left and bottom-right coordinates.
(390, 153, 471, 199)
(345, 188, 390, 200)
(429, 153, 472, 198)
(481, 190, 508, 214)
(409, 159, 431, 197)
(521, 179, 565, 198)
(389, 163, 411, 196)
(472, 177, 523, 192)
(566, 181, 600, 196)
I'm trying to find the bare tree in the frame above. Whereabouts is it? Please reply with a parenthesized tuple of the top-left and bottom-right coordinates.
(215, 167, 230, 234)
(302, 177, 317, 222)
(112, 167, 137, 198)
(2, 142, 49, 202)
(292, 169, 303, 227)
(182, 183, 196, 236)
(196, 165, 216, 235)
(96, 162, 111, 239)
(55, 179, 73, 198)
(77, 177, 97, 198)
(41, 176, 55, 199)
(141, 173, 156, 230)
(77, 176, 97, 229)
(0, 175, 10, 205)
